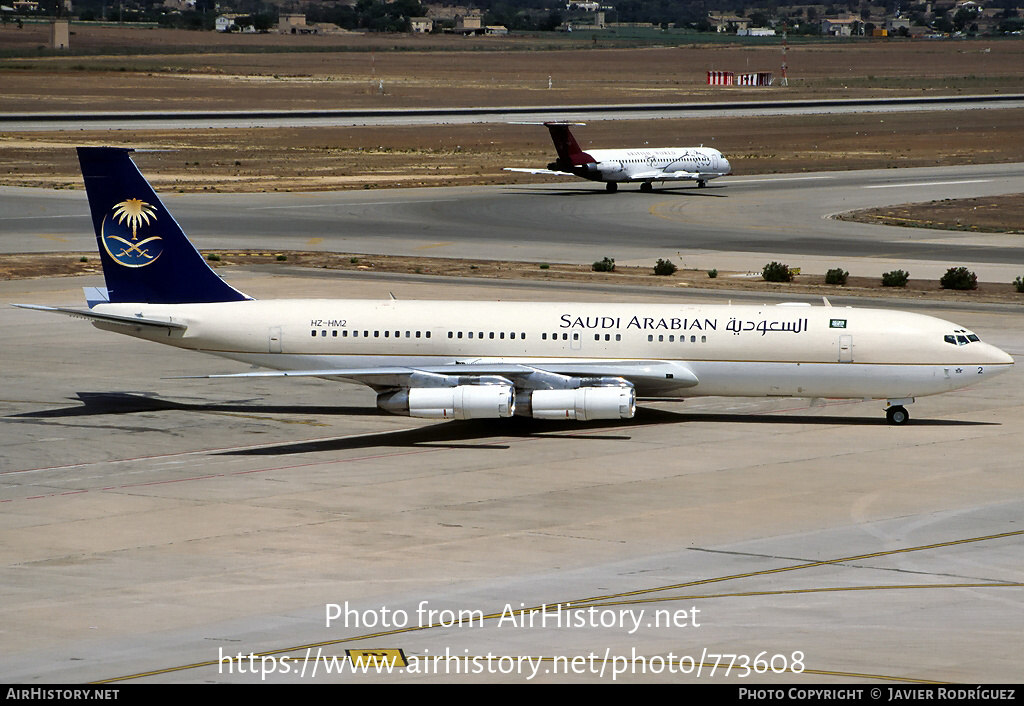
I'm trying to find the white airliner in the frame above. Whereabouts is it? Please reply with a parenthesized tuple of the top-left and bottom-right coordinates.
(504, 122, 731, 192)
(16, 147, 1013, 426)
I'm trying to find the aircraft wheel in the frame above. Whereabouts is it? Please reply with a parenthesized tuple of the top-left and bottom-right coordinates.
(697, 180, 707, 189)
(640, 182, 653, 193)
(886, 405, 909, 425)
(606, 182, 618, 193)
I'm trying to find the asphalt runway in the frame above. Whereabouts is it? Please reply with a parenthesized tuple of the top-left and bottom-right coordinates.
(4, 162, 1024, 281)
(5, 95, 1023, 131)
(2, 271, 1023, 683)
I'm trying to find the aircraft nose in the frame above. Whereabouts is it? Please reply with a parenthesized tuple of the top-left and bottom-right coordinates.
(984, 343, 1015, 366)
(722, 158, 732, 175)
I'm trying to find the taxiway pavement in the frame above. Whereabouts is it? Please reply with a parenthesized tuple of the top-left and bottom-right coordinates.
(1, 272, 1022, 683)
(4, 163, 1024, 282)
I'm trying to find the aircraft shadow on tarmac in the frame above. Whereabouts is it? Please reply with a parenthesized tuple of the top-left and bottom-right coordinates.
(8, 392, 996, 455)
(506, 186, 728, 198)
(10, 391, 385, 419)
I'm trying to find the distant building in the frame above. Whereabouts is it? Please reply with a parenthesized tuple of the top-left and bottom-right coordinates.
(280, 13, 321, 34)
(737, 27, 776, 35)
(50, 18, 69, 49)
(885, 16, 911, 32)
(279, 13, 305, 33)
(708, 13, 752, 32)
(216, 14, 251, 32)
(453, 11, 483, 33)
(410, 16, 433, 33)
(822, 17, 859, 35)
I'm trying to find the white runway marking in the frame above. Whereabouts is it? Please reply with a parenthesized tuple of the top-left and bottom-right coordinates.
(863, 179, 992, 189)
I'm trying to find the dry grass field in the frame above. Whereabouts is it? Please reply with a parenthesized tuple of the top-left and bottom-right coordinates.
(838, 193, 1024, 233)
(3, 24, 1024, 112)
(3, 109, 1024, 192)
(3, 25, 1023, 230)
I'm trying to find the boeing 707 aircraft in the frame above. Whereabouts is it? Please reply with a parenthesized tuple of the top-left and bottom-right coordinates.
(16, 147, 1013, 426)
(504, 122, 731, 192)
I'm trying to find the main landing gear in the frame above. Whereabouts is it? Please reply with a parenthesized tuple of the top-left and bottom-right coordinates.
(606, 182, 618, 193)
(696, 179, 707, 189)
(639, 182, 653, 193)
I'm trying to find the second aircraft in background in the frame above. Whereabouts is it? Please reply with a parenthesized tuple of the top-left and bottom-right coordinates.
(504, 121, 731, 192)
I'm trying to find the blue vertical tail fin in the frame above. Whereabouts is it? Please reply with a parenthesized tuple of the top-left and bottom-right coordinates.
(78, 147, 251, 304)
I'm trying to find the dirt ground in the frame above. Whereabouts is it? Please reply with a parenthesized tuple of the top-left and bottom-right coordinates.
(3, 250, 1021, 303)
(4, 107, 1024, 193)
(4, 26, 1024, 112)
(837, 192, 1024, 233)
(3, 29, 1024, 195)
(3, 26, 1024, 246)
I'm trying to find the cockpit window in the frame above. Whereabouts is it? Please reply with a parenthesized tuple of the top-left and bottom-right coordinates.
(967, 334, 980, 342)
(956, 335, 969, 345)
(944, 335, 956, 345)
(945, 333, 981, 345)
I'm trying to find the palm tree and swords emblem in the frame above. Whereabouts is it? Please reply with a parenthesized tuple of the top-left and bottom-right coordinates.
(101, 198, 162, 267)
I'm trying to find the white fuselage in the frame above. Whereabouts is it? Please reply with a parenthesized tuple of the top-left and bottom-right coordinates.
(584, 147, 731, 183)
(91, 299, 1013, 401)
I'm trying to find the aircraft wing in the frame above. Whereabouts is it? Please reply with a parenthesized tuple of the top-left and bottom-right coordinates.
(503, 168, 576, 177)
(185, 360, 699, 395)
(13, 304, 187, 331)
(627, 170, 701, 181)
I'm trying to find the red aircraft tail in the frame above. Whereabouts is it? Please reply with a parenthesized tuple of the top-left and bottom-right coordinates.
(544, 122, 589, 166)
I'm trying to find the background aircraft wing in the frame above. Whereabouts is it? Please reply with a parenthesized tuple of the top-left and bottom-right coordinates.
(503, 168, 576, 176)
(626, 170, 701, 181)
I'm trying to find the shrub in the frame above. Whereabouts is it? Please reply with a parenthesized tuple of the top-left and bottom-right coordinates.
(881, 269, 909, 287)
(206, 253, 221, 262)
(762, 261, 794, 282)
(79, 256, 88, 263)
(653, 258, 677, 276)
(940, 266, 978, 291)
(825, 268, 849, 286)
(539, 263, 550, 269)
(592, 257, 616, 273)
(1014, 276, 1024, 294)
(276, 254, 287, 261)
(707, 269, 718, 279)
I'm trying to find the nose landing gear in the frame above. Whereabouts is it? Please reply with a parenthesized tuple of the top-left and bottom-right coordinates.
(886, 405, 909, 425)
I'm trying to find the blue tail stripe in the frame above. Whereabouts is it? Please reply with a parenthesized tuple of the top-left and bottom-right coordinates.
(78, 147, 250, 304)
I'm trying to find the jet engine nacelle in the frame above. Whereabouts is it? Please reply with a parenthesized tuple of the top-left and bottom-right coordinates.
(377, 385, 515, 420)
(529, 386, 636, 421)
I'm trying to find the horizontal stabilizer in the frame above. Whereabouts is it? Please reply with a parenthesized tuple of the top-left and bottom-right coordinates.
(83, 286, 110, 308)
(13, 303, 187, 331)
(503, 168, 575, 176)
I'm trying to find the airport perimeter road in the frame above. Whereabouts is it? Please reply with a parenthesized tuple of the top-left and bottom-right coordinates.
(3, 163, 1024, 280)
(1, 272, 1022, 683)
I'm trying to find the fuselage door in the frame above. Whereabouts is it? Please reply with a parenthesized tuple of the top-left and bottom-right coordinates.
(838, 334, 853, 363)
(269, 326, 283, 353)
